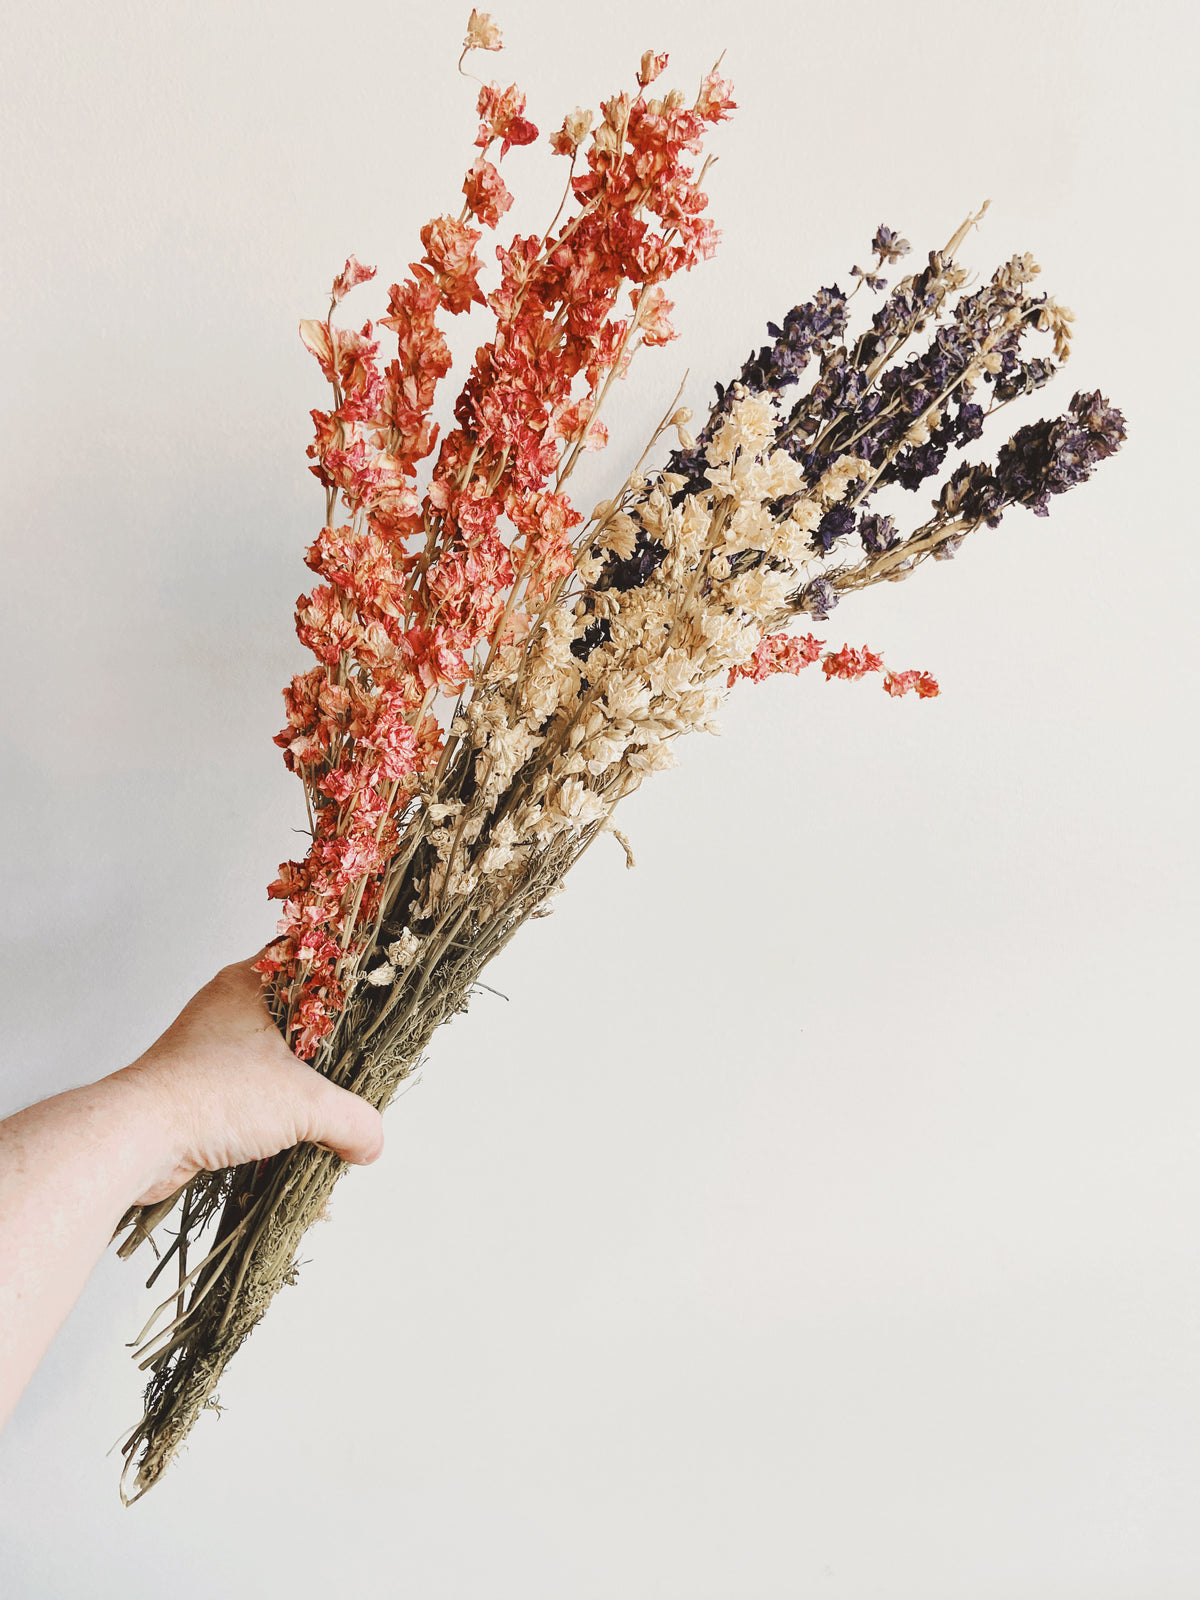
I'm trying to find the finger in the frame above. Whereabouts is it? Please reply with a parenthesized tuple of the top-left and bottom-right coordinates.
(305, 1079, 385, 1166)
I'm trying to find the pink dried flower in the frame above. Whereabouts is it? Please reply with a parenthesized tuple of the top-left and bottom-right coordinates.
(462, 156, 513, 228)
(330, 254, 377, 305)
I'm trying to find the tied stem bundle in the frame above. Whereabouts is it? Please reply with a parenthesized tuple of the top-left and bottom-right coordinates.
(111, 12, 1125, 1502)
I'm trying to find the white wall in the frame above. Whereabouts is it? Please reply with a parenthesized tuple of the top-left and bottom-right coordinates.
(1, 1, 1196, 1595)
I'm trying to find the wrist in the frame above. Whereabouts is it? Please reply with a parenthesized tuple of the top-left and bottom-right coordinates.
(93, 1066, 189, 1208)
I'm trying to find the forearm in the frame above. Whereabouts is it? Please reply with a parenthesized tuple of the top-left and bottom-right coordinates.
(0, 1074, 173, 1429)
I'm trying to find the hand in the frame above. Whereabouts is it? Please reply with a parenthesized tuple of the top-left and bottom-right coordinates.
(111, 956, 384, 1205)
(0, 954, 384, 1430)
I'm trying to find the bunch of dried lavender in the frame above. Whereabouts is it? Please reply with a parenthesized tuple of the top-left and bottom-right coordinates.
(111, 29, 1124, 1502)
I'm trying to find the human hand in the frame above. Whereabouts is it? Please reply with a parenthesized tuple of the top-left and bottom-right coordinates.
(109, 956, 384, 1205)
(0, 954, 384, 1430)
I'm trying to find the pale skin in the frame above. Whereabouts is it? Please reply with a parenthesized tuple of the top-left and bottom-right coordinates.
(0, 957, 384, 1431)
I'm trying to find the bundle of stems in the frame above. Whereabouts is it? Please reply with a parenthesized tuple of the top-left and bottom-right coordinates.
(111, 13, 1124, 1501)
(114, 826, 585, 1499)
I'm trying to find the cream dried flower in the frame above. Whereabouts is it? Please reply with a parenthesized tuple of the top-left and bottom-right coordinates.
(816, 453, 872, 506)
(602, 671, 653, 721)
(720, 565, 793, 619)
(386, 930, 421, 968)
(553, 107, 594, 154)
(596, 511, 639, 559)
(706, 394, 776, 466)
(552, 776, 608, 828)
(626, 742, 678, 775)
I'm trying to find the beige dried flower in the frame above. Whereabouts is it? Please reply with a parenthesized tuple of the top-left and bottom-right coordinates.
(626, 742, 678, 775)
(707, 395, 776, 466)
(386, 930, 421, 969)
(463, 10, 503, 53)
(1036, 298, 1074, 362)
(996, 251, 1040, 292)
(816, 453, 872, 506)
(556, 107, 594, 152)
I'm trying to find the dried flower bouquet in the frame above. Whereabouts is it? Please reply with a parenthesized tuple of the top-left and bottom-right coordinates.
(112, 11, 1125, 1501)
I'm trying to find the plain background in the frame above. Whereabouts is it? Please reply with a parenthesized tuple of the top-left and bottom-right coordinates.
(1, 1, 1196, 1595)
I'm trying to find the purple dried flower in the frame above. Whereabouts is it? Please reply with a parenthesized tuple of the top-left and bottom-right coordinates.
(939, 459, 1006, 527)
(796, 576, 839, 620)
(993, 390, 1127, 517)
(859, 511, 899, 554)
(992, 357, 1056, 403)
(1071, 389, 1127, 456)
(872, 225, 911, 264)
(751, 286, 851, 395)
(570, 616, 612, 660)
(813, 504, 857, 553)
(598, 533, 668, 592)
(851, 264, 888, 293)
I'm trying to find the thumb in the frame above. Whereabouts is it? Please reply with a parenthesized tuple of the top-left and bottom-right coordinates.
(305, 1077, 385, 1166)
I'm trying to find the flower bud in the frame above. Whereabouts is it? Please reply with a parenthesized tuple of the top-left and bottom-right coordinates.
(463, 9, 502, 52)
(549, 106, 594, 156)
(638, 50, 669, 88)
